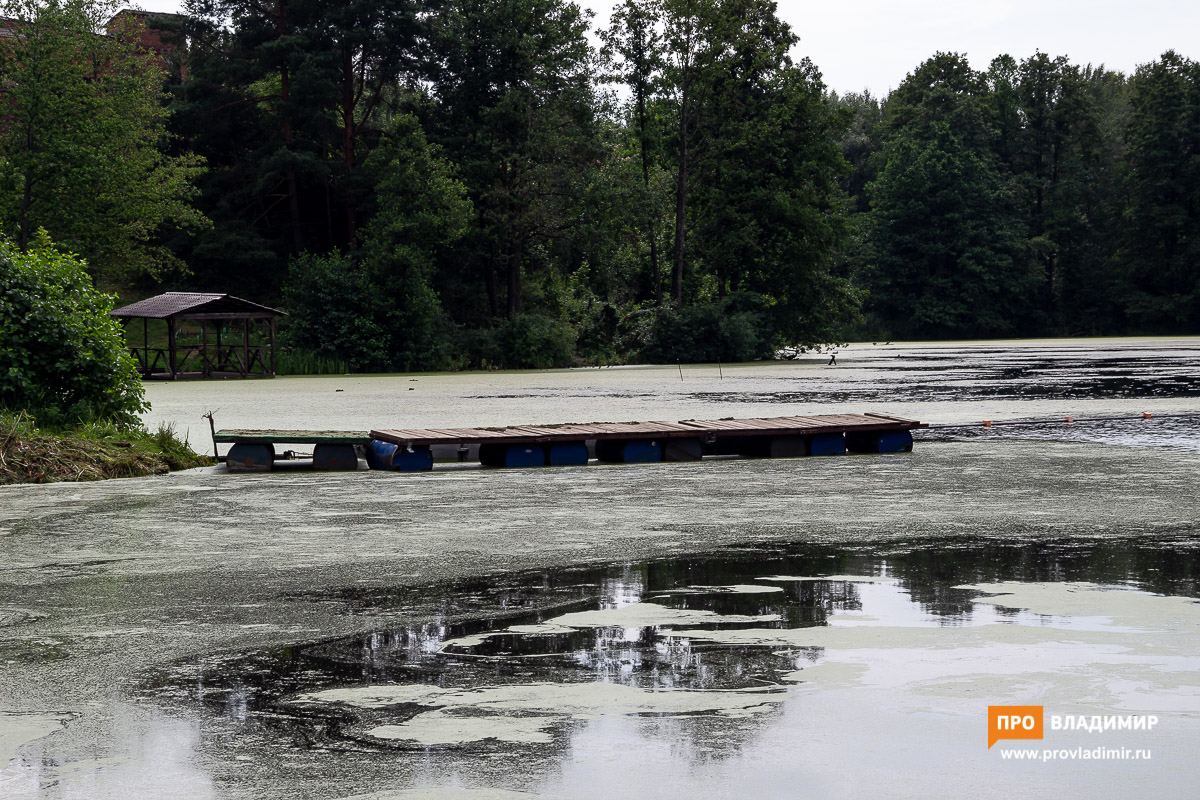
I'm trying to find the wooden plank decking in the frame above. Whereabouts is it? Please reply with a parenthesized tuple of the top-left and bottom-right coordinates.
(371, 413, 923, 447)
(214, 429, 370, 445)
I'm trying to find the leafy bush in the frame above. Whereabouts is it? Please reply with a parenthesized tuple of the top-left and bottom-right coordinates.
(496, 314, 578, 369)
(452, 326, 503, 369)
(573, 302, 621, 363)
(449, 316, 577, 370)
(637, 293, 777, 363)
(282, 251, 389, 371)
(281, 250, 458, 373)
(0, 232, 147, 427)
(551, 265, 622, 364)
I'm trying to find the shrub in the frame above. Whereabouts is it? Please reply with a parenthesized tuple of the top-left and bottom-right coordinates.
(638, 293, 777, 363)
(496, 314, 578, 369)
(573, 302, 621, 364)
(281, 251, 389, 371)
(282, 250, 459, 373)
(0, 232, 147, 427)
(452, 326, 503, 369)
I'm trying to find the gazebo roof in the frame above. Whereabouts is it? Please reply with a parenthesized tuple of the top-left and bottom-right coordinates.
(111, 292, 284, 319)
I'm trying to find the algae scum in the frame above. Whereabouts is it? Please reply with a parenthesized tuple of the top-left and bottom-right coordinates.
(6, 339, 1200, 799)
(149, 539, 1200, 777)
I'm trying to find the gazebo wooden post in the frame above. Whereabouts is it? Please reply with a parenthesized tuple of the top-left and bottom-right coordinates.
(168, 315, 178, 379)
(142, 318, 148, 374)
(242, 317, 250, 377)
(269, 316, 276, 376)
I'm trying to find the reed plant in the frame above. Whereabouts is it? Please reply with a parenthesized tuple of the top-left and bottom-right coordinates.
(274, 349, 349, 376)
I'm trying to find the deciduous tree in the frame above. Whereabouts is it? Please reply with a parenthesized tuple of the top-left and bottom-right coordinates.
(0, 0, 206, 281)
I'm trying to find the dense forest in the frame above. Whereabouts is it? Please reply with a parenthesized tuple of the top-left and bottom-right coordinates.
(2, 0, 1197, 371)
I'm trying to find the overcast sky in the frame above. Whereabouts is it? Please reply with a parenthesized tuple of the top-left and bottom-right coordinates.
(133, 0, 1199, 96)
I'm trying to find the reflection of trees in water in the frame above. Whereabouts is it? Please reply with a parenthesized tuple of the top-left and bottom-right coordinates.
(158, 535, 1200, 759)
(892, 539, 1200, 617)
(552, 627, 791, 692)
(644, 547, 866, 628)
(600, 564, 647, 609)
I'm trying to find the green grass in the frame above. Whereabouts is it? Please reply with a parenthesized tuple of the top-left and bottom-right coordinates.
(275, 348, 349, 375)
(0, 411, 213, 484)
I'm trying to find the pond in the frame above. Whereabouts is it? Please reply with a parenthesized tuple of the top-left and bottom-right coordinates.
(1, 338, 1198, 799)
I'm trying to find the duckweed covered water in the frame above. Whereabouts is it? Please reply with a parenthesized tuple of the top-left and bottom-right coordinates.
(2, 338, 1199, 799)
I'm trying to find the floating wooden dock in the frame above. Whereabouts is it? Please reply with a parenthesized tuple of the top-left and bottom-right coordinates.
(214, 430, 369, 472)
(213, 412, 924, 473)
(368, 412, 922, 470)
(372, 413, 920, 447)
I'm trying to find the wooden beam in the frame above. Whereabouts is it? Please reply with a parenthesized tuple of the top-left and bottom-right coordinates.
(168, 318, 177, 379)
(176, 312, 279, 320)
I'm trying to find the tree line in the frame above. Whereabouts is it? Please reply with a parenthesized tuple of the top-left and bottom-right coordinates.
(844, 50, 1199, 340)
(2, 0, 1197, 372)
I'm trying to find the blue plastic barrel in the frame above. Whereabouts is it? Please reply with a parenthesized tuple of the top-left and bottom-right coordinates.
(366, 439, 433, 471)
(313, 443, 359, 471)
(596, 438, 662, 463)
(809, 433, 846, 456)
(847, 430, 913, 454)
(740, 435, 808, 458)
(546, 441, 589, 466)
(480, 443, 547, 468)
(663, 438, 703, 461)
(227, 442, 274, 472)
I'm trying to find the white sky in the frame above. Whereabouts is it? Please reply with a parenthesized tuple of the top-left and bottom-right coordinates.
(133, 0, 1199, 96)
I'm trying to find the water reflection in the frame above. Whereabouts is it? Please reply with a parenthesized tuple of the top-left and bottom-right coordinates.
(151, 537, 1200, 756)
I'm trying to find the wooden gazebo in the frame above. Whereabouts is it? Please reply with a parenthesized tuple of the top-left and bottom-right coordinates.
(111, 292, 285, 379)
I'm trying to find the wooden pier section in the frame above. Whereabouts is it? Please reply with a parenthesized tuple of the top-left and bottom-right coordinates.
(369, 412, 923, 470)
(215, 429, 369, 472)
(216, 413, 924, 472)
(371, 413, 923, 448)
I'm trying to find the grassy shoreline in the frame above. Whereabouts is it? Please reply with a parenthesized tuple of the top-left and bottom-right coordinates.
(0, 413, 213, 484)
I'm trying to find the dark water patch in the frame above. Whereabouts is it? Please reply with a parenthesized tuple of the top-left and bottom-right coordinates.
(0, 608, 43, 627)
(144, 536, 1200, 755)
(457, 351, 1200, 405)
(466, 391, 660, 400)
(695, 375, 1200, 405)
(701, 349, 1200, 404)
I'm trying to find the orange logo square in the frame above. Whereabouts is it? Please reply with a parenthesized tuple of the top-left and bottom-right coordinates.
(988, 705, 1044, 748)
